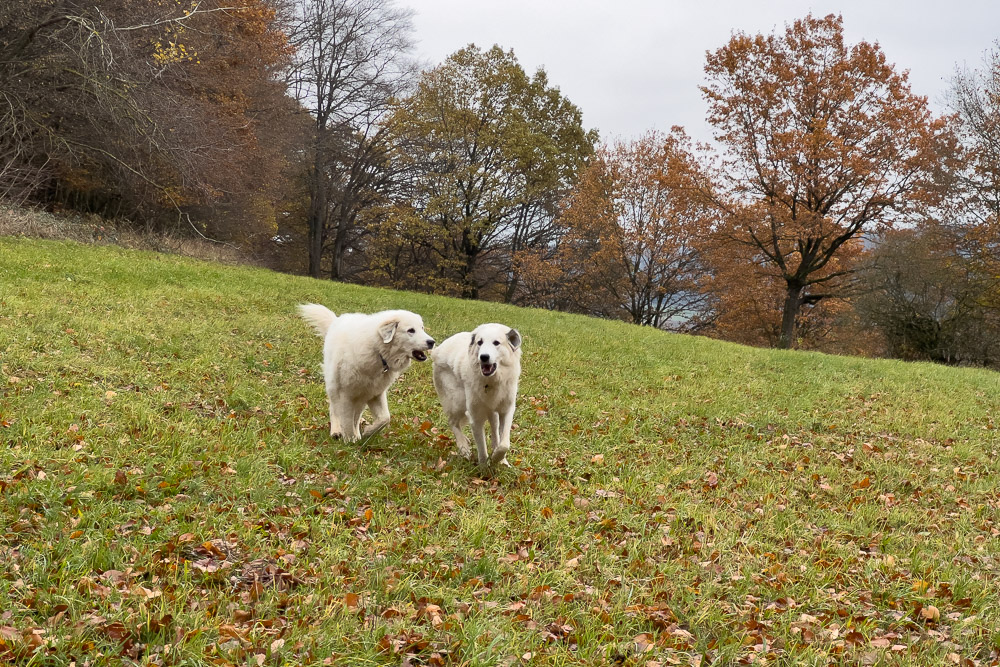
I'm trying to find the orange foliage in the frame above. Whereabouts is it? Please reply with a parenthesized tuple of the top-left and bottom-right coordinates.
(519, 129, 714, 329)
(703, 235, 882, 354)
(702, 14, 950, 348)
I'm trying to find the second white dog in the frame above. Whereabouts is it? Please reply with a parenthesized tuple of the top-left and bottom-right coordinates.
(298, 304, 435, 442)
(433, 323, 522, 469)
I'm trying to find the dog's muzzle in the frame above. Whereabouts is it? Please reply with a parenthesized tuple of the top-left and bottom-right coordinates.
(412, 337, 434, 362)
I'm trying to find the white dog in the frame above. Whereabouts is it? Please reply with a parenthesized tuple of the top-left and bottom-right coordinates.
(433, 323, 522, 469)
(298, 304, 435, 442)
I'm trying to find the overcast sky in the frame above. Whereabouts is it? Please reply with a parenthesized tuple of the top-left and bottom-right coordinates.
(409, 0, 999, 146)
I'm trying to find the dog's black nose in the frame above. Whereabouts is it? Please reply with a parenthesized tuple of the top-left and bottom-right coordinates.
(479, 353, 490, 363)
(426, 338, 435, 349)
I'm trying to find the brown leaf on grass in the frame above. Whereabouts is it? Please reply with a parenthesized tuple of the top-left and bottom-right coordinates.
(77, 577, 112, 598)
(542, 619, 575, 644)
(218, 623, 249, 645)
(415, 601, 444, 628)
(344, 592, 360, 609)
(377, 630, 428, 655)
(540, 506, 553, 519)
(844, 630, 865, 646)
(103, 621, 130, 642)
(148, 614, 173, 634)
(633, 633, 655, 652)
(114, 469, 128, 486)
(381, 606, 404, 619)
(201, 541, 227, 559)
(852, 476, 872, 489)
(239, 558, 304, 591)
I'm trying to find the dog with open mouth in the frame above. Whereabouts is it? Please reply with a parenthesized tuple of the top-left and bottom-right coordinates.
(432, 323, 522, 469)
(298, 304, 434, 442)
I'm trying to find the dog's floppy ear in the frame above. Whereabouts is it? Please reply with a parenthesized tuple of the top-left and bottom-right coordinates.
(378, 319, 399, 344)
(506, 328, 522, 350)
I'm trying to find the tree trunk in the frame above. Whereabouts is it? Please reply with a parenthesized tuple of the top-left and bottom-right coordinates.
(779, 281, 804, 349)
(307, 201, 324, 278)
(307, 151, 326, 279)
(460, 228, 479, 299)
(461, 252, 479, 299)
(330, 209, 350, 281)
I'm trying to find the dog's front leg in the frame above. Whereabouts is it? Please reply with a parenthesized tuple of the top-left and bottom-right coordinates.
(469, 416, 490, 469)
(363, 392, 390, 436)
(487, 411, 501, 461)
(449, 413, 472, 460)
(327, 395, 342, 438)
(489, 407, 514, 467)
(330, 396, 357, 440)
(334, 400, 363, 442)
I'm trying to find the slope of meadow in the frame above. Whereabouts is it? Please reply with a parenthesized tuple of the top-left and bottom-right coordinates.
(2, 237, 1000, 666)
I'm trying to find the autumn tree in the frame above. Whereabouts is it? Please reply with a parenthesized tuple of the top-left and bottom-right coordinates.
(0, 0, 296, 239)
(701, 234, 872, 351)
(523, 130, 713, 329)
(374, 44, 596, 300)
(856, 223, 1000, 365)
(701, 14, 948, 348)
(284, 0, 415, 278)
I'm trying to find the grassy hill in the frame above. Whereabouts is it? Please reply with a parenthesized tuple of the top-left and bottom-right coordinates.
(2, 237, 999, 666)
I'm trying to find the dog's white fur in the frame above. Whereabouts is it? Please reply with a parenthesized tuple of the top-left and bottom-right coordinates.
(433, 323, 522, 468)
(298, 304, 434, 442)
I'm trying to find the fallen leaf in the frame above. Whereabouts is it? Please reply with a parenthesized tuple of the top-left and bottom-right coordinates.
(920, 605, 940, 622)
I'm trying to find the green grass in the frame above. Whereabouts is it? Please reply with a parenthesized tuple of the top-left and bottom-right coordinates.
(2, 237, 1000, 666)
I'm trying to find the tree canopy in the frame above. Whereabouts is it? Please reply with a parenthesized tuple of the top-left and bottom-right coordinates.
(371, 44, 596, 299)
(702, 13, 949, 348)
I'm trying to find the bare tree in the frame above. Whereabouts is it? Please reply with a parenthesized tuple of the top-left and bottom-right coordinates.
(948, 42, 1000, 228)
(284, 0, 416, 278)
(1, 0, 295, 240)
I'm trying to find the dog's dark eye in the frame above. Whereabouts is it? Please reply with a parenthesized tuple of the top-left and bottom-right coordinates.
(493, 340, 500, 346)
(407, 328, 416, 334)
(477, 340, 483, 346)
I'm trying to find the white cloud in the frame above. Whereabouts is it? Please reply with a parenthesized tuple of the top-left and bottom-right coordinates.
(409, 0, 999, 144)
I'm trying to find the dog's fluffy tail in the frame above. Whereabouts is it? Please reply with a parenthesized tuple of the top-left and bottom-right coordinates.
(298, 303, 337, 337)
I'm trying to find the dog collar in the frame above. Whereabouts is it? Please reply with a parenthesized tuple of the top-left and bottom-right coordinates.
(379, 354, 390, 373)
